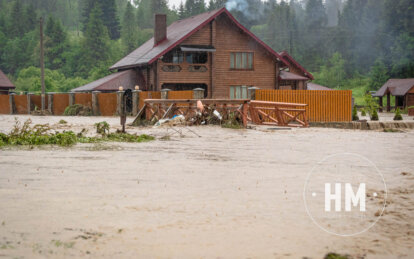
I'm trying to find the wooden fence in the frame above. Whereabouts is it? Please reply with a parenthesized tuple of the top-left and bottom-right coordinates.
(167, 90, 193, 100)
(0, 90, 352, 122)
(256, 90, 352, 122)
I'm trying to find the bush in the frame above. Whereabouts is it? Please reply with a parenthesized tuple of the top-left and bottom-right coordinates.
(394, 108, 403, 120)
(371, 109, 379, 121)
(64, 104, 92, 116)
(361, 108, 366, 116)
(95, 121, 110, 135)
(0, 119, 154, 148)
(352, 106, 359, 121)
(364, 94, 379, 116)
(106, 133, 155, 143)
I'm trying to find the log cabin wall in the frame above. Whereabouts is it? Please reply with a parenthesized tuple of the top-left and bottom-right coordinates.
(407, 86, 414, 107)
(158, 24, 212, 94)
(213, 15, 277, 98)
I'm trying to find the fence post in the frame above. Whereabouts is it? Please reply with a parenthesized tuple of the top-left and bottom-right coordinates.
(116, 90, 125, 116)
(161, 88, 170, 99)
(9, 93, 16, 114)
(48, 93, 54, 114)
(69, 92, 75, 106)
(132, 90, 141, 116)
(41, 94, 46, 112)
(92, 91, 100, 116)
(193, 88, 205, 99)
(27, 93, 33, 114)
(248, 87, 260, 100)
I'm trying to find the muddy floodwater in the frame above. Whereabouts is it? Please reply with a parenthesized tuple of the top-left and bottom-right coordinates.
(0, 115, 413, 258)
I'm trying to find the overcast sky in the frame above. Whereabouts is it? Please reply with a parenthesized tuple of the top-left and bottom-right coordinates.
(168, 0, 184, 8)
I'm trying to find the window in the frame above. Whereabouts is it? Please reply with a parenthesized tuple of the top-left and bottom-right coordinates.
(229, 86, 250, 99)
(162, 50, 184, 64)
(230, 52, 253, 70)
(186, 52, 208, 64)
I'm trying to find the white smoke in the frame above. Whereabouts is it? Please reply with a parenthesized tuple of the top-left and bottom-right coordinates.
(226, 0, 249, 12)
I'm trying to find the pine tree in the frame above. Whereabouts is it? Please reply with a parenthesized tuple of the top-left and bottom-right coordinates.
(152, 0, 168, 14)
(82, 3, 110, 69)
(178, 1, 186, 19)
(9, 0, 25, 37)
(194, 0, 206, 14)
(80, 0, 96, 31)
(185, 0, 196, 16)
(302, 0, 328, 71)
(136, 0, 152, 29)
(24, 4, 37, 32)
(81, 0, 120, 40)
(122, 1, 139, 53)
(369, 58, 389, 91)
(45, 16, 68, 70)
(101, 0, 121, 40)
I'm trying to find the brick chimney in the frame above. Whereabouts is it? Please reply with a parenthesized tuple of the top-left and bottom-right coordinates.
(154, 14, 167, 46)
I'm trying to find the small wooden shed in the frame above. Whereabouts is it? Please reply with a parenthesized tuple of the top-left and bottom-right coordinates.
(373, 79, 414, 111)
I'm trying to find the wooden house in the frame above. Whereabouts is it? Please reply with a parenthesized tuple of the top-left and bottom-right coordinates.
(74, 8, 313, 98)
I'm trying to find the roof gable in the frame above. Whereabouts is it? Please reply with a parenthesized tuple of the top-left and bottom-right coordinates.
(111, 8, 288, 70)
(0, 69, 15, 89)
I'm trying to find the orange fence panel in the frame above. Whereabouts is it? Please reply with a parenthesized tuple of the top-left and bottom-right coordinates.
(255, 90, 352, 122)
(0, 95, 9, 114)
(30, 95, 48, 111)
(98, 93, 117, 116)
(53, 94, 69, 115)
(14, 95, 28, 114)
(74, 93, 92, 108)
(168, 90, 193, 100)
(138, 91, 163, 109)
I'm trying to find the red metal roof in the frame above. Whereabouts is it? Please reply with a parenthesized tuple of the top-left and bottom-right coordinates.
(373, 78, 414, 97)
(278, 51, 314, 80)
(307, 82, 332, 90)
(110, 8, 289, 70)
(279, 71, 309, 81)
(72, 70, 135, 92)
(0, 69, 15, 89)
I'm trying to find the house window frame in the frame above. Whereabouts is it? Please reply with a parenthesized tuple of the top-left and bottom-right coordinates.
(229, 85, 251, 99)
(230, 52, 254, 70)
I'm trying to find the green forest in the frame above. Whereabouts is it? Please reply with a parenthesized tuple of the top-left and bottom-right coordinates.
(0, 0, 413, 104)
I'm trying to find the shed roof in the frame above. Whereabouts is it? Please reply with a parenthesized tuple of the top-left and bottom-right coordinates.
(307, 82, 332, 90)
(110, 8, 288, 70)
(279, 71, 309, 81)
(373, 78, 414, 97)
(0, 69, 15, 89)
(71, 70, 133, 92)
(278, 51, 314, 80)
